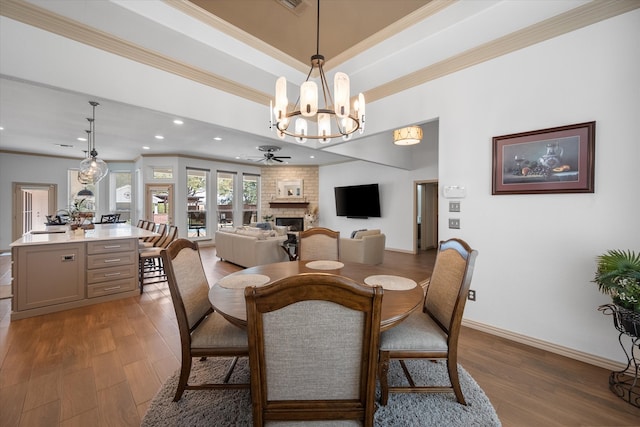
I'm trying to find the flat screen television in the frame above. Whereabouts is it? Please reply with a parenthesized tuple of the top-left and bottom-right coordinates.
(334, 183, 381, 218)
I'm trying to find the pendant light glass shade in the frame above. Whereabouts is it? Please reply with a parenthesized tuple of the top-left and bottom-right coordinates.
(300, 81, 318, 117)
(294, 118, 308, 143)
(333, 72, 350, 118)
(78, 102, 108, 183)
(318, 113, 331, 143)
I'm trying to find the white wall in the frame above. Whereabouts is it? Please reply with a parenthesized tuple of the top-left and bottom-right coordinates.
(320, 10, 640, 365)
(0, 154, 135, 249)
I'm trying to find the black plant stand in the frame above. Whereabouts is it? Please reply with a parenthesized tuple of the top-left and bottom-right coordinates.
(599, 304, 640, 408)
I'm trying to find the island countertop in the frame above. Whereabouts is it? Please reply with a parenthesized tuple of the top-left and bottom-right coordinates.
(10, 223, 157, 247)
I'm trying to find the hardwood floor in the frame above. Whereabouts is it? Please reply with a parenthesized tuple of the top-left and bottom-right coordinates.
(0, 246, 638, 426)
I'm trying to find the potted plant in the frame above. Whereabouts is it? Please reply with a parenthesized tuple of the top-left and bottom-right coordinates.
(57, 198, 94, 231)
(594, 249, 640, 336)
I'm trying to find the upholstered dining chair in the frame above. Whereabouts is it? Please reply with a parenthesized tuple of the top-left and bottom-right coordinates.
(245, 273, 383, 426)
(161, 239, 249, 401)
(139, 223, 167, 249)
(298, 227, 340, 261)
(378, 238, 478, 405)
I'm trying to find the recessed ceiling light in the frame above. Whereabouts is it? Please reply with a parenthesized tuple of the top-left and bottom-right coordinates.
(173, 119, 183, 125)
(77, 137, 87, 142)
(142, 146, 150, 150)
(0, 126, 4, 130)
(213, 137, 222, 141)
(310, 155, 315, 159)
(155, 135, 164, 140)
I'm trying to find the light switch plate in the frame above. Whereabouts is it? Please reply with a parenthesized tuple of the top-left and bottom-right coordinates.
(449, 201, 460, 212)
(448, 218, 460, 229)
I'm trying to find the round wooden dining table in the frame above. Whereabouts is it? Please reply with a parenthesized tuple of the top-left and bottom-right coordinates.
(208, 260, 426, 331)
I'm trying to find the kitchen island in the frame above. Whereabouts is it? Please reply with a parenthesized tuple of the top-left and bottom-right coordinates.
(10, 223, 156, 320)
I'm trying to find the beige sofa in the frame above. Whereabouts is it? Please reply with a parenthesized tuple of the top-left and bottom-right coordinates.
(215, 228, 288, 268)
(339, 229, 386, 265)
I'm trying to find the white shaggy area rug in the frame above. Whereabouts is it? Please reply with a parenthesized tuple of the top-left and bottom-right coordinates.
(141, 357, 501, 426)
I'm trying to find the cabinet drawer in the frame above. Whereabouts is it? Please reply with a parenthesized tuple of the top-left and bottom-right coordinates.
(87, 263, 137, 284)
(87, 239, 136, 255)
(87, 251, 136, 269)
(87, 277, 137, 298)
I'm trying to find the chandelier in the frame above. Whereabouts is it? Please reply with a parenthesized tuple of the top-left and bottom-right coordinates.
(270, 0, 365, 144)
(78, 101, 108, 183)
(393, 125, 423, 146)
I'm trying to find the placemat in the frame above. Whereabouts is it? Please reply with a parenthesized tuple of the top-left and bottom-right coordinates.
(305, 260, 344, 270)
(218, 274, 271, 289)
(364, 275, 417, 290)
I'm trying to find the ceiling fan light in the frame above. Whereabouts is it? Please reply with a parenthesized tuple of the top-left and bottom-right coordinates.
(300, 81, 318, 117)
(393, 125, 423, 146)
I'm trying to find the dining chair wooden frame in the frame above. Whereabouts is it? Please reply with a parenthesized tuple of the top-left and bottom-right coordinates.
(245, 273, 383, 426)
(161, 239, 249, 401)
(298, 227, 340, 261)
(378, 238, 478, 405)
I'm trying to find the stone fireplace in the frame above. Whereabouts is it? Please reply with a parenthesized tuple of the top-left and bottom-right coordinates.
(276, 217, 304, 232)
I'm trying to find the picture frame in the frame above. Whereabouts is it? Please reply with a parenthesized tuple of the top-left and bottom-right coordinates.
(492, 121, 595, 195)
(276, 179, 303, 199)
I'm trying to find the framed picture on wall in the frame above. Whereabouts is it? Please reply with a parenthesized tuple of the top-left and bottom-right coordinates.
(492, 121, 595, 195)
(276, 179, 303, 199)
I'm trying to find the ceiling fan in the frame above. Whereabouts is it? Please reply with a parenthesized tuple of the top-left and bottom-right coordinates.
(255, 145, 291, 164)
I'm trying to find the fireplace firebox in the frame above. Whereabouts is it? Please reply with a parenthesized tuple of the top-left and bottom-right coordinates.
(275, 217, 304, 231)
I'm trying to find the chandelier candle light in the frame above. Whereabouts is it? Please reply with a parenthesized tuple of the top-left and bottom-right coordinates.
(270, 0, 365, 144)
(78, 101, 109, 184)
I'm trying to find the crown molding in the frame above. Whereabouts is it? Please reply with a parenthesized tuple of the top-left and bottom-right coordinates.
(2, 0, 637, 109)
(365, 0, 640, 103)
(0, 0, 271, 105)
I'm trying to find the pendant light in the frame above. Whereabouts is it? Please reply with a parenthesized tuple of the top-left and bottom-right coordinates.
(79, 101, 108, 183)
(270, 0, 365, 143)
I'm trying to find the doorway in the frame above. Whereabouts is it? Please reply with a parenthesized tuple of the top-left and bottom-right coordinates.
(415, 181, 438, 252)
(145, 184, 174, 225)
(12, 183, 57, 242)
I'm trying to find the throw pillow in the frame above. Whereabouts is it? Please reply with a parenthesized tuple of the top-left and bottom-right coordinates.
(351, 229, 367, 238)
(354, 229, 381, 239)
(256, 222, 272, 230)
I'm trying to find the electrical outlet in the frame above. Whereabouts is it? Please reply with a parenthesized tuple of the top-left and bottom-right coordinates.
(468, 289, 476, 301)
(448, 218, 460, 229)
(449, 201, 460, 212)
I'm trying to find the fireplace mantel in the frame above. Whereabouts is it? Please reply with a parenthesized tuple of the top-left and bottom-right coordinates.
(269, 201, 309, 209)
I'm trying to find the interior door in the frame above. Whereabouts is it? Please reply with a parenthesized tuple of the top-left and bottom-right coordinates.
(415, 181, 438, 252)
(146, 184, 174, 225)
(12, 183, 57, 242)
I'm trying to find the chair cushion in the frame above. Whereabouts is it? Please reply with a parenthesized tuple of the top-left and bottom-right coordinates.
(379, 311, 447, 352)
(191, 311, 248, 349)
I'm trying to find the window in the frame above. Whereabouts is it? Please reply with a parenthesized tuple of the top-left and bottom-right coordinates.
(152, 167, 173, 179)
(110, 171, 131, 223)
(242, 174, 259, 225)
(187, 168, 208, 237)
(217, 171, 235, 228)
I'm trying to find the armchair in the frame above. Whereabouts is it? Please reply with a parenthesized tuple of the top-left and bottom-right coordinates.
(340, 229, 386, 265)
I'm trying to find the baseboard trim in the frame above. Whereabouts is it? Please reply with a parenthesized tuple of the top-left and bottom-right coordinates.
(462, 319, 626, 372)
